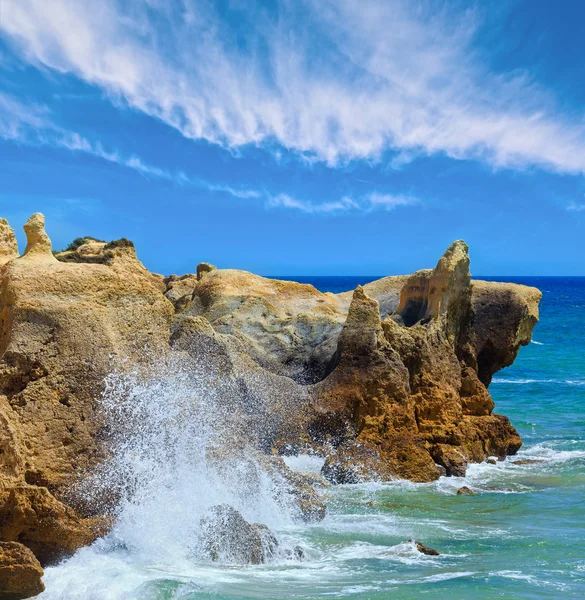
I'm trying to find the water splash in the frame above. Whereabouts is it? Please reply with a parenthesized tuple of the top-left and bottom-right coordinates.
(73, 354, 303, 568)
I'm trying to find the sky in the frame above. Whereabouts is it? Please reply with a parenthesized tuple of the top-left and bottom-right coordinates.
(1, 0, 585, 276)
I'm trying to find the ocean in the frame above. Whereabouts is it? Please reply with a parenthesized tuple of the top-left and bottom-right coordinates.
(40, 276, 585, 600)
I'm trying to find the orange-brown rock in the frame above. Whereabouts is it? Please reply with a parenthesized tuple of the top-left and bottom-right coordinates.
(0, 218, 173, 490)
(0, 541, 44, 599)
(311, 286, 440, 482)
(0, 214, 173, 584)
(168, 241, 538, 484)
(0, 213, 541, 580)
(467, 280, 541, 385)
(410, 540, 440, 556)
(0, 485, 106, 565)
(305, 241, 539, 482)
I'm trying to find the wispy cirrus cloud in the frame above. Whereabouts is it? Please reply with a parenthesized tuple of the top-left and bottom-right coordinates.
(2, 0, 585, 175)
(267, 191, 418, 214)
(0, 91, 260, 200)
(0, 91, 415, 214)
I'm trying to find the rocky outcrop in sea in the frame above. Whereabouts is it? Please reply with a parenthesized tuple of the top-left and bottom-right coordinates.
(0, 214, 540, 598)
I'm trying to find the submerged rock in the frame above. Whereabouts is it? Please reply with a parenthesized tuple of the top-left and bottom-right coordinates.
(276, 462, 327, 522)
(409, 540, 440, 556)
(0, 541, 44, 598)
(286, 545, 305, 560)
(199, 505, 278, 565)
(512, 459, 545, 465)
(456, 486, 477, 495)
(206, 448, 327, 524)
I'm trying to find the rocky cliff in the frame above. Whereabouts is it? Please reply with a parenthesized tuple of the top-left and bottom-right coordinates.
(0, 214, 540, 597)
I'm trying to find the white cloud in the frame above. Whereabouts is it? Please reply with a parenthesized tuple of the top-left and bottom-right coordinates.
(267, 191, 417, 214)
(0, 92, 51, 139)
(0, 91, 417, 215)
(2, 0, 585, 175)
(0, 91, 260, 200)
(567, 201, 585, 212)
(267, 194, 357, 214)
(366, 192, 419, 209)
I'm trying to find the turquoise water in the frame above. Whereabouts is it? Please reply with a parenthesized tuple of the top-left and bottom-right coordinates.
(41, 277, 585, 599)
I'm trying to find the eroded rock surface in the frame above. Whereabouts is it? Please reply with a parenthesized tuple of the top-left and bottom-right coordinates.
(306, 241, 536, 482)
(179, 269, 346, 382)
(0, 541, 44, 599)
(0, 220, 18, 267)
(22, 213, 55, 262)
(0, 215, 173, 595)
(0, 214, 541, 593)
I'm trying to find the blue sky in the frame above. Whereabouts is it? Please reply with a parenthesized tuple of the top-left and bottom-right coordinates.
(1, 0, 585, 276)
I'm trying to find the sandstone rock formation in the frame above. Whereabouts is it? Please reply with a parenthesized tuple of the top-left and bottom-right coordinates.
(0, 215, 173, 596)
(0, 541, 44, 599)
(197, 262, 217, 281)
(0, 220, 18, 267)
(304, 241, 537, 482)
(22, 213, 56, 262)
(163, 273, 198, 307)
(0, 214, 541, 596)
(167, 239, 538, 484)
(179, 269, 346, 382)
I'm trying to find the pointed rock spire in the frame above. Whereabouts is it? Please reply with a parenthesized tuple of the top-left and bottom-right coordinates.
(337, 285, 384, 360)
(428, 239, 470, 320)
(22, 213, 56, 262)
(395, 240, 471, 334)
(0, 218, 19, 266)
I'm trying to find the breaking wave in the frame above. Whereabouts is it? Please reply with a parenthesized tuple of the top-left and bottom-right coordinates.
(492, 377, 585, 386)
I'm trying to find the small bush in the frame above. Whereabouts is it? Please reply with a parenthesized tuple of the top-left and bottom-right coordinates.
(103, 238, 135, 251)
(64, 236, 105, 252)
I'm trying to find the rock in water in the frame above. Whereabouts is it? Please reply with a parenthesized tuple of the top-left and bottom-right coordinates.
(457, 486, 477, 495)
(0, 541, 45, 598)
(0, 485, 106, 565)
(432, 445, 468, 478)
(409, 540, 440, 556)
(306, 240, 539, 483)
(199, 505, 278, 565)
